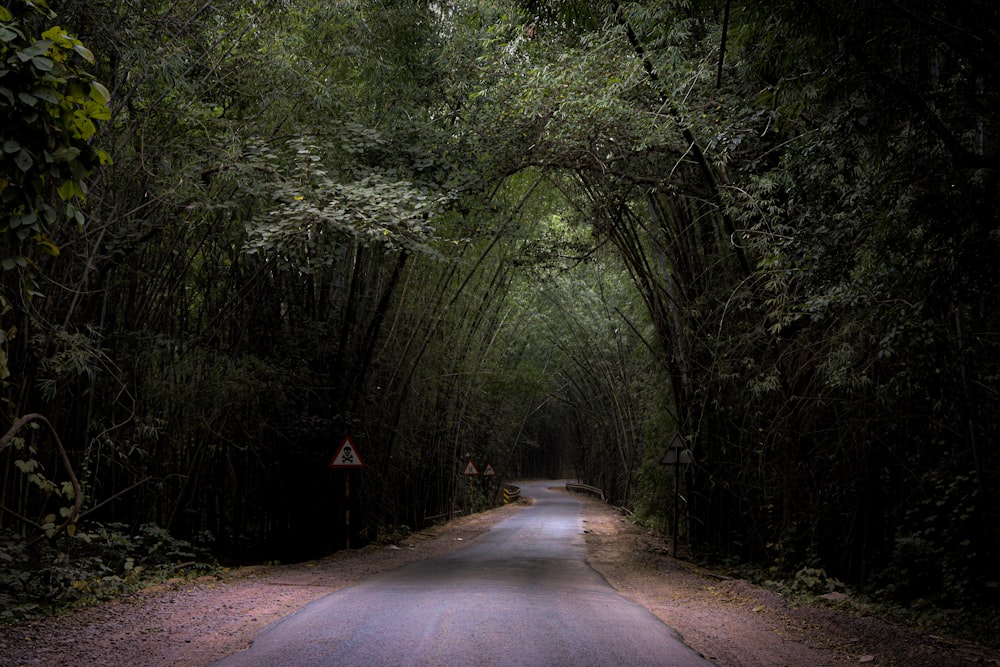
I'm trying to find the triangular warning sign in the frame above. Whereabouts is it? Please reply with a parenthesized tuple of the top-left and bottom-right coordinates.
(461, 459, 479, 476)
(482, 463, 496, 477)
(659, 432, 692, 466)
(329, 436, 365, 468)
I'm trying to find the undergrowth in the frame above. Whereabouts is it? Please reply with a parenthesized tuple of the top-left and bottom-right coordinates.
(718, 561, 1000, 650)
(0, 522, 218, 624)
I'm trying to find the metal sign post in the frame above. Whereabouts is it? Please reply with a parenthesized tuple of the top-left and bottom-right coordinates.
(462, 459, 479, 490)
(345, 470, 351, 549)
(461, 458, 479, 510)
(482, 463, 497, 503)
(660, 432, 693, 558)
(329, 436, 365, 549)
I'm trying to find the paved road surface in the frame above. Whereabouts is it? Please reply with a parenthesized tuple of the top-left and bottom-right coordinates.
(214, 480, 714, 666)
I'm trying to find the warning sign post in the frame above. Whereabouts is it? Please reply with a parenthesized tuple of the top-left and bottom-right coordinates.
(460, 458, 479, 499)
(659, 432, 692, 557)
(330, 436, 365, 549)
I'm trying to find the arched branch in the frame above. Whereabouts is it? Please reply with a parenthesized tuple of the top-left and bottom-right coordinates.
(1, 413, 84, 537)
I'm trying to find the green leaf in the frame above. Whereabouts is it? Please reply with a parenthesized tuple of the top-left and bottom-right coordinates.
(90, 81, 111, 104)
(72, 44, 94, 64)
(35, 234, 60, 257)
(14, 149, 32, 171)
(49, 146, 80, 162)
(70, 110, 96, 139)
(83, 99, 110, 120)
(0, 7, 13, 21)
(31, 87, 58, 104)
(17, 39, 52, 60)
(30, 56, 53, 72)
(10, 212, 38, 231)
(56, 178, 84, 200)
(3, 139, 20, 153)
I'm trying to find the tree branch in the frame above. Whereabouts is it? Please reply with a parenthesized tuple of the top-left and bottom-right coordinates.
(1, 413, 84, 537)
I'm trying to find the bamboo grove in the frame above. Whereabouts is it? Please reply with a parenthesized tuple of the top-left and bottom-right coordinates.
(1, 0, 997, 627)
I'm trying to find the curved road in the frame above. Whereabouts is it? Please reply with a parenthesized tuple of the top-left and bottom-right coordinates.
(214, 480, 714, 666)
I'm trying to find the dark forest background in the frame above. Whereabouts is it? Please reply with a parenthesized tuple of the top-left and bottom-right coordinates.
(1, 0, 997, 638)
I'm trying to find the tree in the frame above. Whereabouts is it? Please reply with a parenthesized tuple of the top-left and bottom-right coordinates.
(494, 0, 1000, 615)
(0, 0, 111, 540)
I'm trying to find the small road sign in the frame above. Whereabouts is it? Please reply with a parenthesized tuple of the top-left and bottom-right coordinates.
(659, 432, 692, 465)
(461, 459, 479, 476)
(659, 431, 691, 558)
(482, 463, 496, 477)
(329, 436, 365, 469)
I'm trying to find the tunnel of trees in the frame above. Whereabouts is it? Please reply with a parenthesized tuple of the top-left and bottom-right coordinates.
(1, 0, 997, 635)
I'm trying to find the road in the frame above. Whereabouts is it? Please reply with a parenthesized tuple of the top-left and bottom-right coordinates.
(213, 480, 715, 666)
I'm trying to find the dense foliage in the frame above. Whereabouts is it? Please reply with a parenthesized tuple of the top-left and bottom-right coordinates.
(0, 0, 997, 638)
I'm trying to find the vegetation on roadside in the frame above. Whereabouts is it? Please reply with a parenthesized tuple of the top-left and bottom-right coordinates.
(716, 559, 1000, 650)
(0, 522, 216, 623)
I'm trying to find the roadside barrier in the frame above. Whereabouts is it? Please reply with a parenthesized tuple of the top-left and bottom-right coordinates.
(423, 509, 465, 522)
(565, 481, 606, 501)
(502, 485, 521, 503)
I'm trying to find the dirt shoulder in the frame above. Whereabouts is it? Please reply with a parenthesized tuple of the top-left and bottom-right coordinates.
(573, 490, 999, 667)
(1, 487, 997, 666)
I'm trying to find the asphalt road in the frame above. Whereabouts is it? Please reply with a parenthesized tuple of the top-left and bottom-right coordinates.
(213, 480, 715, 666)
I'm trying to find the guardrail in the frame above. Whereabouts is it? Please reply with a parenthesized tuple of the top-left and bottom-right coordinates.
(423, 509, 465, 522)
(502, 484, 521, 504)
(565, 481, 605, 501)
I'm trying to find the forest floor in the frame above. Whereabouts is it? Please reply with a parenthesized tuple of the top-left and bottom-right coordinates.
(1, 485, 998, 666)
